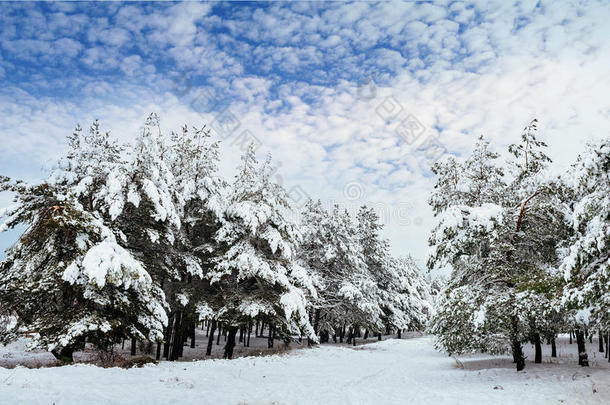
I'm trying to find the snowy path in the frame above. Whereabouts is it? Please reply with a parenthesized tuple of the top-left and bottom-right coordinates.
(0, 336, 608, 404)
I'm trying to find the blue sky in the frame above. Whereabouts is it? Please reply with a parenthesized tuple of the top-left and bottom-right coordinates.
(1, 1, 610, 267)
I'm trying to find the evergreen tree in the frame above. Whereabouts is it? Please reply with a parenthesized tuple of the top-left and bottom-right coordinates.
(560, 138, 610, 342)
(209, 145, 315, 357)
(0, 121, 168, 363)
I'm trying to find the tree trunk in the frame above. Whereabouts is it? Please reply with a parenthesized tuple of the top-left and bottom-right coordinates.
(576, 329, 589, 367)
(51, 346, 74, 364)
(190, 323, 196, 349)
(534, 333, 542, 363)
(346, 327, 352, 344)
(130, 338, 137, 356)
(378, 332, 382, 341)
(363, 329, 369, 340)
(216, 322, 222, 345)
(313, 309, 321, 336)
(206, 321, 210, 337)
(606, 331, 609, 360)
(155, 342, 162, 360)
(223, 326, 239, 359)
(511, 338, 525, 371)
(511, 315, 525, 371)
(246, 321, 252, 347)
(169, 311, 183, 361)
(569, 330, 573, 344)
(268, 325, 274, 348)
(397, 329, 402, 339)
(599, 330, 604, 352)
(206, 320, 217, 356)
(239, 327, 243, 343)
(551, 338, 557, 358)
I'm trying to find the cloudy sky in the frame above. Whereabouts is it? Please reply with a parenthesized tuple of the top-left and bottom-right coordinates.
(1, 1, 609, 268)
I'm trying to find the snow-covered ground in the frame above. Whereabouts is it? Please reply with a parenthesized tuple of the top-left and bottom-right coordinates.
(1, 335, 608, 404)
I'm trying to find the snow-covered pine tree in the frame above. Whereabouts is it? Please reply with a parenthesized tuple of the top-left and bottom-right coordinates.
(164, 123, 225, 359)
(430, 124, 569, 371)
(210, 144, 316, 358)
(560, 137, 610, 364)
(356, 206, 393, 334)
(503, 119, 569, 366)
(428, 135, 520, 367)
(0, 121, 167, 363)
(356, 206, 432, 336)
(300, 201, 382, 343)
(386, 256, 433, 333)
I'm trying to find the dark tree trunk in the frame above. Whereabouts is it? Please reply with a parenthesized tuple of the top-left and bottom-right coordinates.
(534, 333, 542, 363)
(51, 346, 74, 364)
(268, 325, 274, 348)
(378, 332, 382, 341)
(255, 320, 259, 337)
(121, 339, 125, 350)
(511, 315, 525, 371)
(576, 329, 589, 367)
(190, 323, 196, 349)
(599, 330, 604, 352)
(130, 338, 137, 356)
(551, 338, 557, 358)
(239, 327, 244, 343)
(339, 326, 344, 343)
(397, 329, 402, 339)
(511, 338, 525, 371)
(217, 323, 222, 345)
(346, 327, 352, 344)
(247, 321, 252, 347)
(588, 330, 592, 344)
(156, 342, 162, 360)
(569, 330, 573, 344)
(206, 321, 210, 337)
(333, 329, 337, 343)
(223, 326, 239, 359)
(363, 329, 369, 340)
(169, 311, 183, 361)
(313, 309, 321, 336)
(206, 320, 217, 356)
(606, 331, 610, 363)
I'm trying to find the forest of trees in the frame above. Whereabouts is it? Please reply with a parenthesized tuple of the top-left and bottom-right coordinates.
(0, 114, 432, 364)
(428, 119, 610, 371)
(1, 115, 608, 372)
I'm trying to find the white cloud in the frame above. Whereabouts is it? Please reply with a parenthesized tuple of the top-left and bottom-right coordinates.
(1, 0, 610, 267)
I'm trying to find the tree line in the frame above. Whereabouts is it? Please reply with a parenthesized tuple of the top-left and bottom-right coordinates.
(0, 114, 432, 363)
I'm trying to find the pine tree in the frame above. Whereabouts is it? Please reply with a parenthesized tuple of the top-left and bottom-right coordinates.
(429, 127, 565, 371)
(300, 201, 383, 341)
(209, 145, 315, 357)
(560, 138, 610, 352)
(0, 121, 168, 363)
